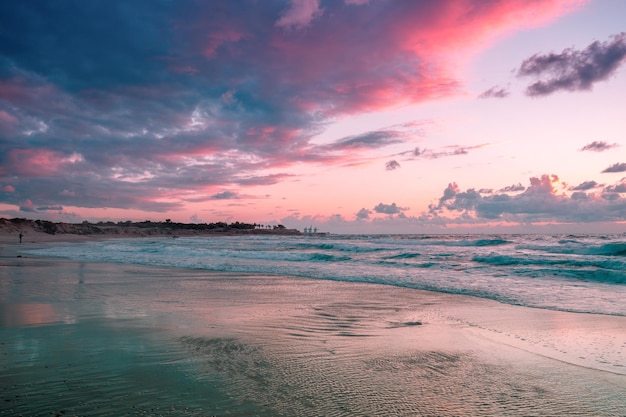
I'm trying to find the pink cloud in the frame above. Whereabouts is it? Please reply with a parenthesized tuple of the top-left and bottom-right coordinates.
(202, 28, 247, 58)
(0, 110, 17, 125)
(167, 1, 586, 129)
(0, 1, 589, 220)
(60, 189, 76, 197)
(526, 174, 566, 194)
(257, 0, 585, 117)
(19, 199, 35, 212)
(427, 174, 626, 224)
(276, 0, 323, 29)
(0, 77, 58, 106)
(3, 185, 15, 192)
(0, 109, 18, 134)
(4, 149, 83, 177)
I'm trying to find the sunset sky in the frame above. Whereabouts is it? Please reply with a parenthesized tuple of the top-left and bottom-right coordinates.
(1, 0, 625, 233)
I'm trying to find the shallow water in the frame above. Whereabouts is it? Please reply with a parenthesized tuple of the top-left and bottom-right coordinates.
(23, 233, 626, 315)
(1, 259, 625, 416)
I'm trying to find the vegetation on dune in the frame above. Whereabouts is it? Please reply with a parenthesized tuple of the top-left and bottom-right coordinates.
(0, 217, 297, 236)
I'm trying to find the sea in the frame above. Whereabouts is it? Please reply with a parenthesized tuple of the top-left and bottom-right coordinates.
(5, 233, 626, 416)
(25, 233, 626, 316)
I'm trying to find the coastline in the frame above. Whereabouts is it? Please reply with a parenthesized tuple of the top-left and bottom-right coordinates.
(0, 219, 301, 257)
(0, 217, 302, 246)
(2, 236, 626, 415)
(3, 235, 626, 375)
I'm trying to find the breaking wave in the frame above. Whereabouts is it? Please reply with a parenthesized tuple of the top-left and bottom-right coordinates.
(23, 233, 626, 316)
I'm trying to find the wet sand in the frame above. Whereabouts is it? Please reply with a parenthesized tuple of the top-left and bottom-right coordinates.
(1, 242, 625, 416)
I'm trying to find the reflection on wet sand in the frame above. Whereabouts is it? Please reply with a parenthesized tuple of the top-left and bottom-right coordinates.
(1, 256, 625, 416)
(0, 302, 70, 328)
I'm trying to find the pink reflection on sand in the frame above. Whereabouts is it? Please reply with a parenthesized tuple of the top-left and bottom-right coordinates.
(0, 302, 73, 328)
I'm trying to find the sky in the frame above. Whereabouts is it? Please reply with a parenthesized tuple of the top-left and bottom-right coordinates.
(1, 0, 625, 234)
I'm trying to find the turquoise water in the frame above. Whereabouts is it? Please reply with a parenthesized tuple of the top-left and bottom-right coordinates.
(25, 233, 626, 316)
(4, 243, 626, 416)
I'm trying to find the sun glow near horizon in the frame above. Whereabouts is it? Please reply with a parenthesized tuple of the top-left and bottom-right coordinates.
(1, 0, 625, 233)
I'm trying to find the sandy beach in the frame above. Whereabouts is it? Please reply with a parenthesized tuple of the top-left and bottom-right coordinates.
(1, 236, 625, 416)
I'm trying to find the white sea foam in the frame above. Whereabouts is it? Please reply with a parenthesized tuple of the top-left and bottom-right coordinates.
(24, 233, 626, 316)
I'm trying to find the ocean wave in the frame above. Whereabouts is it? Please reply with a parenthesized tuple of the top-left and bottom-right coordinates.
(464, 238, 511, 247)
(376, 260, 437, 268)
(589, 242, 626, 256)
(403, 237, 511, 248)
(512, 268, 626, 284)
(21, 234, 626, 316)
(309, 253, 352, 262)
(291, 242, 386, 253)
(473, 253, 626, 270)
(517, 241, 626, 256)
(472, 254, 526, 266)
(384, 252, 421, 259)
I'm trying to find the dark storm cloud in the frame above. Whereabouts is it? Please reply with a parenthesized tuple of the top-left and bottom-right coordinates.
(518, 32, 626, 96)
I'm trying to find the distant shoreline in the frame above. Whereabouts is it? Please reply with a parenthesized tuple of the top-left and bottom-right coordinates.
(0, 217, 301, 245)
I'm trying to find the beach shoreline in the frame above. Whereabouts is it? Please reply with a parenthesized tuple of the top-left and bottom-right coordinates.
(0, 217, 302, 246)
(2, 236, 625, 415)
(3, 236, 626, 375)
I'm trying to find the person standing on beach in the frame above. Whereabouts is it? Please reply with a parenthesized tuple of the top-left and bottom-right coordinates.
(19, 232, 23, 244)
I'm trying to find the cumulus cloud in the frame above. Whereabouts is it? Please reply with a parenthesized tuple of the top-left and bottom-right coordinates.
(518, 32, 626, 96)
(356, 208, 371, 219)
(438, 182, 460, 207)
(427, 174, 626, 223)
(580, 141, 620, 152)
(478, 86, 510, 99)
(373, 202, 405, 215)
(602, 163, 626, 173)
(430, 183, 482, 214)
(604, 181, 626, 193)
(19, 199, 35, 212)
(280, 172, 626, 233)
